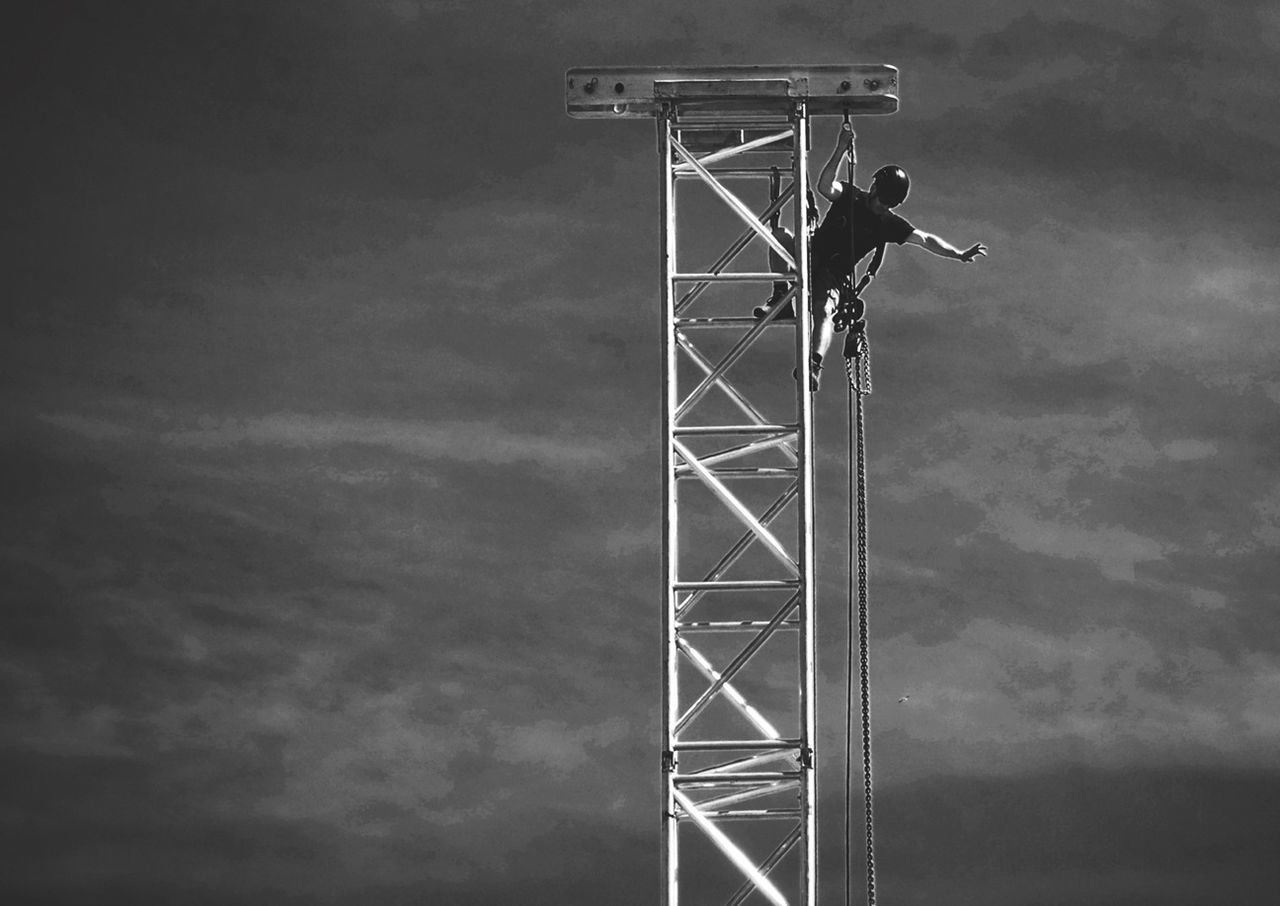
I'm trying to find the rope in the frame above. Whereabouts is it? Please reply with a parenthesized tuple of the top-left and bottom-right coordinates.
(845, 329, 876, 905)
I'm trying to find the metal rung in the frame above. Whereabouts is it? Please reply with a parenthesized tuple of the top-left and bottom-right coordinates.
(674, 772, 802, 784)
(673, 120, 794, 131)
(674, 424, 797, 436)
(689, 750, 796, 775)
(673, 272, 791, 282)
(673, 739, 802, 751)
(676, 467, 796, 479)
(675, 168, 789, 179)
(673, 580, 800, 591)
(675, 317, 793, 328)
(677, 808, 804, 822)
(677, 620, 800, 632)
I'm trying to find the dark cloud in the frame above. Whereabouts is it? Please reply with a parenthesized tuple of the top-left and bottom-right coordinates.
(4, 0, 1280, 902)
(8, 758, 1278, 904)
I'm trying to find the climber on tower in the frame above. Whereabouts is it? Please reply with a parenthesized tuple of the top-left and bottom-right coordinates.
(755, 125, 988, 390)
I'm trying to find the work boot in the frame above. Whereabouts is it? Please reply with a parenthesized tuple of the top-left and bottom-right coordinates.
(793, 353, 823, 392)
(753, 290, 795, 322)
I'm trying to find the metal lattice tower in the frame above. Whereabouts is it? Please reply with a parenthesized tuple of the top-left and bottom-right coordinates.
(566, 66, 898, 906)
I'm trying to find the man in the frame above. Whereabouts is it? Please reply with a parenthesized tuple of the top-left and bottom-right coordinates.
(756, 126, 988, 390)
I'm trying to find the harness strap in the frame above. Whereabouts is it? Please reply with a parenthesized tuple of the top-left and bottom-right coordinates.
(865, 241, 886, 280)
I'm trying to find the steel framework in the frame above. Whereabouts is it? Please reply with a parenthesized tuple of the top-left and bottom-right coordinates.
(566, 66, 898, 906)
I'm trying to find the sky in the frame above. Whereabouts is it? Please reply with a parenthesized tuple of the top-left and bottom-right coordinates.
(3, 0, 1280, 903)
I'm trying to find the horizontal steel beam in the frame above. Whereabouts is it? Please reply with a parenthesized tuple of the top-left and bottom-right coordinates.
(673, 272, 793, 282)
(674, 739, 803, 751)
(673, 424, 797, 436)
(675, 317, 792, 327)
(678, 808, 804, 822)
(674, 772, 802, 784)
(565, 64, 899, 118)
(674, 168, 786, 179)
(672, 129, 792, 173)
(673, 580, 800, 591)
(675, 467, 796, 479)
(677, 620, 801, 632)
(672, 119, 793, 131)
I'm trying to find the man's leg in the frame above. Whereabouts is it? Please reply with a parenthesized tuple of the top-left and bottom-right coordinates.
(755, 227, 796, 319)
(768, 225, 793, 304)
(795, 281, 837, 392)
(813, 287, 838, 362)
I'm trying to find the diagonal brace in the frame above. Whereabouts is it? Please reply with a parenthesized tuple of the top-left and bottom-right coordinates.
(675, 306, 788, 420)
(726, 824, 804, 906)
(677, 335, 797, 465)
(672, 128, 794, 173)
(674, 433, 797, 475)
(694, 780, 799, 813)
(673, 439, 798, 575)
(676, 190, 793, 315)
(678, 637, 782, 741)
(676, 592, 800, 734)
(677, 482, 798, 616)
(672, 789, 790, 906)
(671, 136, 796, 270)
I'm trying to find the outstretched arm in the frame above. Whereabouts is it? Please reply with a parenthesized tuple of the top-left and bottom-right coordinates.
(816, 126, 855, 202)
(905, 229, 987, 263)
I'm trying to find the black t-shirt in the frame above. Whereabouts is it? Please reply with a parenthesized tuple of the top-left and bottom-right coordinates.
(811, 182, 915, 274)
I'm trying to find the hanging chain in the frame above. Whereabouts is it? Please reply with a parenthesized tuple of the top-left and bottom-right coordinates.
(844, 384, 854, 906)
(846, 358, 876, 906)
(857, 382, 876, 906)
(843, 322, 873, 395)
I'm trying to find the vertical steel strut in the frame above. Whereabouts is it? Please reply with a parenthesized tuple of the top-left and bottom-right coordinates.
(660, 102, 816, 906)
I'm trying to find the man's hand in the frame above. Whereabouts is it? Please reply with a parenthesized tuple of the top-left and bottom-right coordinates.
(959, 243, 988, 263)
(818, 127, 855, 201)
(840, 124, 856, 155)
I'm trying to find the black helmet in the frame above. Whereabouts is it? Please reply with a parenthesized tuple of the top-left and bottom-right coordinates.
(869, 165, 910, 207)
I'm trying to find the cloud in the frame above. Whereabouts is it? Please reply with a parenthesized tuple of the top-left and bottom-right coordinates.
(1251, 482, 1280, 547)
(851, 620, 1280, 775)
(883, 407, 1169, 580)
(6, 3, 1280, 902)
(41, 410, 629, 474)
(166, 412, 626, 471)
(1162, 438, 1217, 461)
(491, 716, 630, 775)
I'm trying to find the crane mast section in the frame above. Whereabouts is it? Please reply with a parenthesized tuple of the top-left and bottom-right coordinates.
(563, 63, 900, 906)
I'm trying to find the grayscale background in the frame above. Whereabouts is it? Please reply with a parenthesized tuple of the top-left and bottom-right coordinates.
(4, 1, 1279, 903)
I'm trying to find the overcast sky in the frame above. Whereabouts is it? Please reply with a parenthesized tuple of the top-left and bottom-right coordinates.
(4, 1, 1280, 903)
